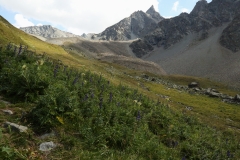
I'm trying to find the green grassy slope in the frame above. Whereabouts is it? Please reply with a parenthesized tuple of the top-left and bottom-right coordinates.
(0, 16, 240, 159)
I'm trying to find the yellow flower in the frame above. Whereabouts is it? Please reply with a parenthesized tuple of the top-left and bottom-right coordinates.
(22, 64, 26, 69)
(56, 116, 64, 124)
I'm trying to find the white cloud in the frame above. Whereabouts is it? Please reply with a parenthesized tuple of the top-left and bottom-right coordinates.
(37, 23, 43, 26)
(14, 14, 34, 28)
(163, 16, 173, 19)
(172, 1, 179, 11)
(181, 8, 189, 13)
(0, 0, 159, 35)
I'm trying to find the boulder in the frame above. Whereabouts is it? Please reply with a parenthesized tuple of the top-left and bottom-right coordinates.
(2, 109, 13, 115)
(39, 141, 56, 151)
(188, 82, 199, 88)
(4, 122, 28, 132)
(234, 94, 240, 102)
(208, 92, 221, 98)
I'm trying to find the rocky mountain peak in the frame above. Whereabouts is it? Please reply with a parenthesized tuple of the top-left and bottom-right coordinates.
(146, 5, 164, 22)
(20, 25, 79, 39)
(85, 6, 164, 41)
(190, 0, 208, 16)
(146, 5, 156, 14)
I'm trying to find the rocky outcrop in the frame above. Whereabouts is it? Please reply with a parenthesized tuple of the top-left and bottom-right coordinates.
(88, 6, 164, 41)
(20, 25, 79, 39)
(130, 0, 240, 57)
(220, 14, 240, 52)
(129, 39, 154, 58)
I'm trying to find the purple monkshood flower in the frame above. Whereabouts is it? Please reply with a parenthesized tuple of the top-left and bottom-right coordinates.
(116, 102, 120, 107)
(99, 98, 103, 109)
(72, 75, 79, 85)
(227, 150, 231, 158)
(54, 68, 58, 78)
(182, 156, 186, 160)
(109, 92, 113, 102)
(84, 94, 89, 101)
(63, 66, 67, 72)
(136, 111, 141, 121)
(91, 93, 94, 98)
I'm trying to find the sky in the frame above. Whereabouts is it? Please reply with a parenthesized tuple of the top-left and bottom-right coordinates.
(0, 0, 212, 36)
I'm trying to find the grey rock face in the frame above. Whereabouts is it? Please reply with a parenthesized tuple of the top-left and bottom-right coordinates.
(94, 6, 164, 41)
(130, 0, 240, 57)
(220, 14, 240, 52)
(20, 25, 79, 39)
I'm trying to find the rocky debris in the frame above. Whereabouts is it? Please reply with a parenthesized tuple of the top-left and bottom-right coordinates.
(20, 25, 79, 39)
(4, 122, 28, 132)
(220, 14, 240, 52)
(91, 6, 164, 41)
(139, 74, 240, 105)
(39, 141, 56, 151)
(39, 132, 56, 139)
(188, 82, 199, 88)
(206, 88, 221, 98)
(130, 0, 240, 57)
(1, 109, 13, 115)
(185, 106, 193, 111)
(234, 94, 240, 102)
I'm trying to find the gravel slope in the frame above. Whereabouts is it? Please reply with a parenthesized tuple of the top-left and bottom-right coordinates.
(144, 24, 240, 86)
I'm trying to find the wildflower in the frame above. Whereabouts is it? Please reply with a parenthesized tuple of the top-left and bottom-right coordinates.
(99, 98, 103, 109)
(84, 94, 89, 101)
(133, 100, 138, 103)
(18, 44, 23, 56)
(172, 141, 178, 148)
(63, 66, 67, 72)
(56, 116, 64, 124)
(81, 73, 85, 76)
(109, 92, 113, 102)
(39, 59, 44, 65)
(227, 150, 231, 158)
(182, 156, 186, 160)
(136, 111, 141, 121)
(72, 75, 79, 85)
(22, 64, 27, 69)
(137, 102, 142, 106)
(54, 68, 58, 78)
(91, 93, 94, 98)
(116, 102, 120, 107)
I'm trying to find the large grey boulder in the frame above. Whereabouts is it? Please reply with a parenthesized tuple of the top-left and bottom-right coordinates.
(39, 141, 56, 151)
(4, 122, 28, 132)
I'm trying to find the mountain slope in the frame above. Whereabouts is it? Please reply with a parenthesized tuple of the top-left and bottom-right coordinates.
(130, 0, 240, 86)
(20, 25, 79, 40)
(0, 16, 68, 55)
(85, 5, 164, 41)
